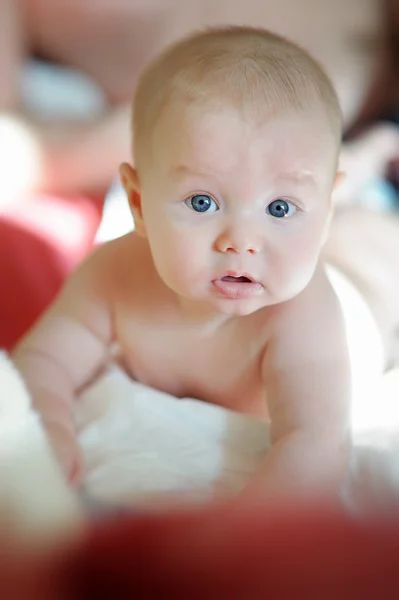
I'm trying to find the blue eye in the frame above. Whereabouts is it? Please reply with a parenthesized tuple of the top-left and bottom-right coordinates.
(267, 199, 297, 218)
(186, 194, 219, 213)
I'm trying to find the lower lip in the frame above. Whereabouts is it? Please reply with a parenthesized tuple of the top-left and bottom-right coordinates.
(212, 279, 262, 299)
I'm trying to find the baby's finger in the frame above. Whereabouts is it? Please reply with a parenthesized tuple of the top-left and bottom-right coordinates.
(44, 423, 84, 486)
(68, 447, 85, 489)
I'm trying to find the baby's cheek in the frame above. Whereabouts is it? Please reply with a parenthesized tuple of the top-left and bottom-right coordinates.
(150, 223, 212, 292)
(175, 248, 209, 291)
(172, 249, 203, 285)
(150, 236, 193, 286)
(269, 248, 316, 300)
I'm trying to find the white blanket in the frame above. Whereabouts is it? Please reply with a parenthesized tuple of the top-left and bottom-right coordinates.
(77, 366, 270, 508)
(76, 364, 399, 515)
(2, 351, 399, 550)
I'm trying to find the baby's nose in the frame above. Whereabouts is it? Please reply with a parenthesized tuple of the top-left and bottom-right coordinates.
(215, 228, 260, 255)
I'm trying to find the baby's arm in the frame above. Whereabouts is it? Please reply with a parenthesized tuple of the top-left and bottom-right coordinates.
(249, 268, 351, 502)
(12, 246, 114, 484)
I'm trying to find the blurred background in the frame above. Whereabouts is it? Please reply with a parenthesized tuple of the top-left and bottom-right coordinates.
(1, 0, 399, 351)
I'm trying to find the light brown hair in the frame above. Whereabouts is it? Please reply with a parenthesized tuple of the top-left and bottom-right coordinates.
(132, 26, 343, 170)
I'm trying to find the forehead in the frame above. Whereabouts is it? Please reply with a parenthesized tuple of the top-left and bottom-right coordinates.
(153, 105, 337, 180)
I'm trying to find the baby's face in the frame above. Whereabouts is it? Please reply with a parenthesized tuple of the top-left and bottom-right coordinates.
(137, 106, 338, 316)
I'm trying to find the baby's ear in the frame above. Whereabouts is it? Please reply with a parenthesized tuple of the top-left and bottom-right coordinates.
(329, 169, 347, 216)
(119, 163, 147, 238)
(321, 172, 345, 246)
(333, 171, 346, 191)
(329, 171, 346, 214)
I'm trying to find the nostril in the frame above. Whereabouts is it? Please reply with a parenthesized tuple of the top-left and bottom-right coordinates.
(248, 248, 257, 255)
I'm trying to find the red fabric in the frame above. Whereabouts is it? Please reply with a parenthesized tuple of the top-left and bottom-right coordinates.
(59, 504, 399, 599)
(0, 193, 103, 351)
(2, 503, 399, 599)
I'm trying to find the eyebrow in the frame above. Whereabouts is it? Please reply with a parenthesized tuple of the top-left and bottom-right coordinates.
(172, 165, 317, 186)
(277, 171, 317, 186)
(171, 164, 214, 179)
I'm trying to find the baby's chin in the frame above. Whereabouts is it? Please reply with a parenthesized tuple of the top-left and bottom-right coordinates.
(204, 284, 312, 317)
(190, 294, 274, 318)
(213, 296, 268, 316)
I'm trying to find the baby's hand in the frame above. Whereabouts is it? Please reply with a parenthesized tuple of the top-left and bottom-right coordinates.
(43, 421, 84, 488)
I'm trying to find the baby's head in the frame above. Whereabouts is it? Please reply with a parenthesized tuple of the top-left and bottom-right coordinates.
(121, 26, 343, 316)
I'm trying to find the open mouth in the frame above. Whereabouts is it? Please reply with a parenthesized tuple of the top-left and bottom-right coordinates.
(221, 275, 253, 283)
(212, 273, 261, 300)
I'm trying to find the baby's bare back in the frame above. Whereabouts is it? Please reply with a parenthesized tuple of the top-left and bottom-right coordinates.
(109, 234, 270, 418)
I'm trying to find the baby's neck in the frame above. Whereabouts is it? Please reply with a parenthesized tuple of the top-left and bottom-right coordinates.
(175, 297, 236, 335)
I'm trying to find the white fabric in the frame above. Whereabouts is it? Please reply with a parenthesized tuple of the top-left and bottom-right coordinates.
(75, 363, 399, 515)
(1, 354, 399, 548)
(76, 367, 270, 508)
(326, 265, 385, 433)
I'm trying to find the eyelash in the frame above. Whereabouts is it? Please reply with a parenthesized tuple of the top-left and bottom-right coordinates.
(183, 192, 219, 211)
(182, 194, 302, 215)
(267, 198, 301, 218)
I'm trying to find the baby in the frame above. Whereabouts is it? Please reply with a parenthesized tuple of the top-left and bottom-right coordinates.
(13, 26, 353, 501)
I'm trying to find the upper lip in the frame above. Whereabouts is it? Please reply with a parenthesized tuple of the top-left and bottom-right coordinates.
(217, 271, 257, 283)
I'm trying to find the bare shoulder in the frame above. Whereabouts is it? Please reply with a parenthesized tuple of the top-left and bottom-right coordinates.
(14, 234, 144, 350)
(66, 232, 147, 295)
(268, 262, 348, 363)
(276, 262, 341, 320)
(10, 235, 148, 391)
